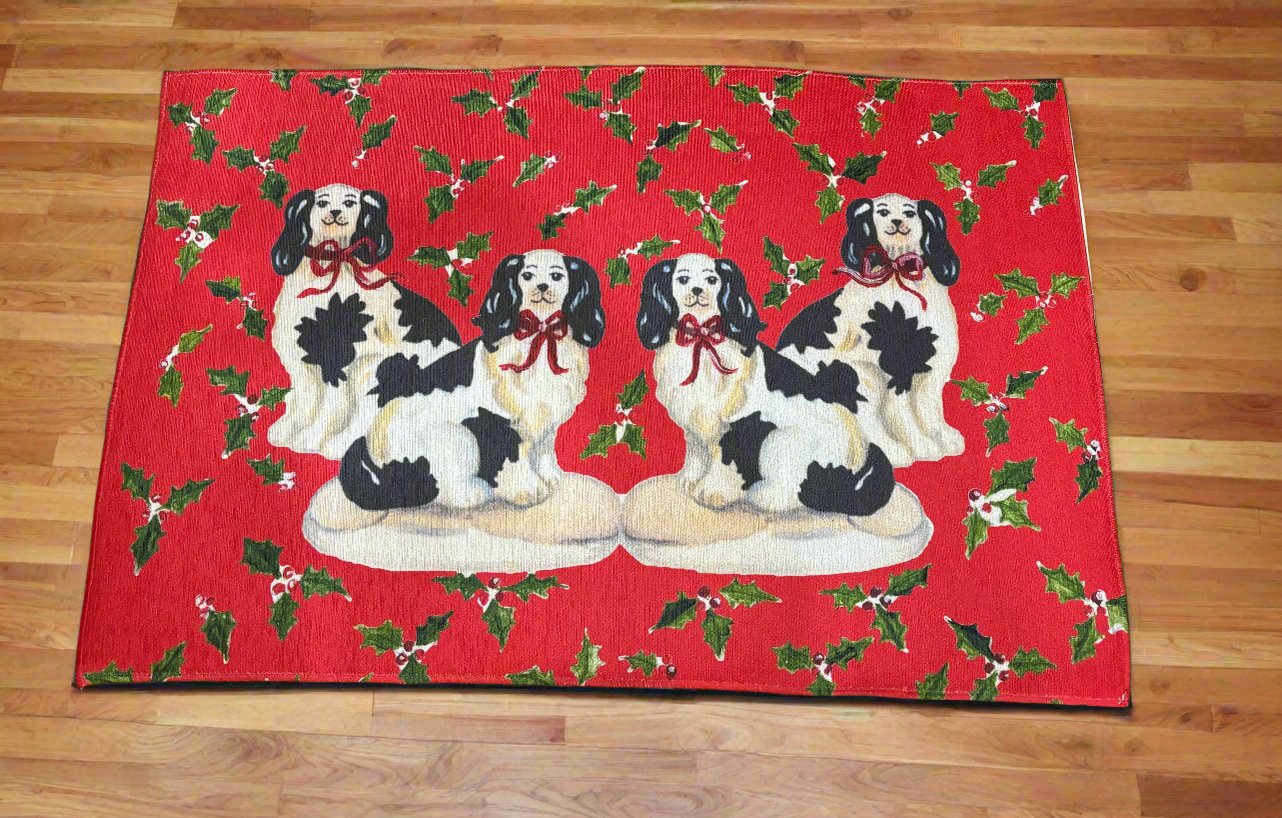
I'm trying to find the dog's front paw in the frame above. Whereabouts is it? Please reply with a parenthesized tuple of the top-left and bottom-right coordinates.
(692, 471, 744, 510)
(496, 466, 550, 508)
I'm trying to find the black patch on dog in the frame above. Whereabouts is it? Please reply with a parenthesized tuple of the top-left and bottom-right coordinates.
(777, 289, 841, 354)
(296, 292, 374, 386)
(797, 444, 895, 517)
(393, 283, 461, 347)
(461, 408, 521, 487)
(761, 346, 865, 415)
(861, 301, 937, 395)
(370, 339, 480, 407)
(719, 411, 777, 490)
(339, 436, 439, 511)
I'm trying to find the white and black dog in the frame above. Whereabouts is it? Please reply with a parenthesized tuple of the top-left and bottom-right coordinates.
(338, 249, 606, 511)
(637, 252, 918, 524)
(777, 194, 964, 467)
(268, 183, 459, 460)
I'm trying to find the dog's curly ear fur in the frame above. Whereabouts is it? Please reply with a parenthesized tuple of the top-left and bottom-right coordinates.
(473, 254, 526, 350)
(715, 258, 768, 353)
(350, 190, 393, 265)
(562, 257, 606, 348)
(841, 198, 879, 270)
(918, 199, 961, 286)
(637, 259, 678, 349)
(271, 188, 315, 276)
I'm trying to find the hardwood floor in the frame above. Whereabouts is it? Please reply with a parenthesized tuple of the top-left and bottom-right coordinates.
(1, 1, 1280, 815)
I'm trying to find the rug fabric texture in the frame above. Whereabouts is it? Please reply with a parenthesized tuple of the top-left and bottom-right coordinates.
(75, 67, 1129, 705)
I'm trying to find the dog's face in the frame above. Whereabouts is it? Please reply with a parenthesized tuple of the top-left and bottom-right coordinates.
(310, 183, 362, 244)
(867, 194, 923, 257)
(516, 249, 572, 319)
(671, 253, 723, 323)
(842, 194, 961, 286)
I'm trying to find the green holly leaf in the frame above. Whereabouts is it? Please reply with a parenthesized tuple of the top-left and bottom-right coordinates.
(361, 115, 396, 149)
(705, 126, 740, 152)
(762, 282, 788, 309)
(872, 607, 908, 651)
(1037, 177, 1064, 207)
(85, 661, 134, 685)
(513, 153, 553, 187)
(1004, 368, 1047, 399)
(459, 158, 498, 183)
(793, 142, 831, 175)
(984, 413, 1010, 454)
(121, 463, 154, 500)
(222, 146, 258, 170)
(130, 517, 164, 573)
(360, 69, 388, 86)
(168, 102, 194, 127)
(729, 83, 762, 105)
(977, 161, 1015, 188)
(453, 230, 491, 261)
(481, 600, 516, 649)
(816, 186, 843, 222)
(433, 573, 486, 600)
(621, 651, 661, 676)
(928, 111, 959, 136)
(1010, 647, 1056, 676)
(415, 611, 452, 646)
(847, 75, 867, 88)
(268, 125, 304, 162)
(207, 366, 249, 397)
(826, 636, 873, 669)
(223, 414, 255, 455)
(951, 376, 992, 406)
(582, 425, 619, 458)
(415, 146, 452, 175)
(774, 72, 806, 99)
(409, 245, 451, 267)
(202, 609, 235, 663)
(773, 642, 815, 672)
(978, 292, 1006, 317)
(501, 573, 562, 602)
(608, 68, 644, 103)
(719, 578, 780, 609)
(175, 242, 202, 279)
(259, 171, 288, 208)
(984, 87, 1020, 111)
(1023, 114, 1046, 149)
(604, 257, 631, 288)
(636, 154, 663, 193)
(841, 152, 884, 183)
(696, 212, 725, 249)
(198, 204, 237, 238)
(310, 74, 348, 95)
(163, 478, 213, 514)
(1049, 272, 1082, 298)
(573, 180, 614, 211)
(1076, 458, 1103, 502)
(964, 511, 989, 558)
(571, 629, 605, 685)
(603, 111, 635, 142)
(617, 371, 648, 409)
(821, 582, 866, 611)
(1015, 307, 1049, 343)
(971, 673, 999, 702)
(635, 236, 675, 260)
(156, 199, 192, 229)
(703, 66, 725, 86)
(241, 537, 282, 577)
(860, 106, 882, 138)
(916, 664, 949, 700)
(203, 88, 236, 116)
(452, 89, 498, 116)
(270, 69, 297, 91)
(355, 620, 403, 654)
(301, 566, 349, 599)
(399, 655, 430, 685)
(702, 611, 733, 661)
(709, 183, 742, 212)
(149, 643, 185, 683)
(507, 665, 555, 686)
(887, 564, 930, 597)
(1050, 418, 1088, 452)
(502, 107, 530, 138)
(537, 212, 568, 240)
(269, 593, 300, 640)
(952, 81, 972, 96)
(653, 120, 697, 151)
(650, 591, 699, 632)
(241, 304, 267, 339)
(990, 458, 1036, 494)
(794, 256, 823, 283)
(955, 198, 980, 234)
(446, 269, 472, 306)
(425, 185, 455, 222)
(762, 236, 789, 275)
(565, 85, 603, 109)
(1070, 617, 1100, 663)
(808, 674, 836, 697)
(991, 497, 1039, 530)
(932, 162, 964, 191)
(770, 108, 799, 136)
(619, 422, 646, 457)
(666, 188, 703, 214)
(1107, 596, 1129, 633)
(1039, 562, 1086, 603)
(190, 126, 217, 163)
(994, 269, 1040, 298)
(946, 618, 996, 661)
(1032, 79, 1058, 102)
(255, 385, 289, 410)
(247, 454, 286, 486)
(871, 77, 901, 101)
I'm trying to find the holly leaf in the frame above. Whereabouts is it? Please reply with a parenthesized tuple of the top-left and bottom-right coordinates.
(984, 413, 1010, 454)
(842, 152, 884, 183)
(203, 88, 236, 116)
(608, 67, 644, 103)
(360, 69, 388, 86)
(946, 618, 996, 661)
(198, 204, 237, 238)
(241, 537, 282, 577)
(887, 565, 930, 597)
(718, 578, 779, 609)
(252, 169, 285, 208)
(617, 371, 648, 409)
(460, 158, 498, 183)
(762, 236, 789, 275)
(636, 154, 663, 193)
(580, 424, 617, 460)
(1024, 114, 1046, 149)
(774, 72, 806, 98)
(247, 454, 286, 486)
(666, 188, 703, 214)
(202, 609, 235, 663)
(978, 292, 1006, 317)
(501, 573, 562, 601)
(984, 87, 1020, 111)
(121, 463, 154, 500)
(860, 106, 882, 138)
(415, 146, 452, 175)
(175, 242, 202, 278)
(573, 180, 614, 211)
(821, 582, 867, 611)
(710, 183, 744, 211)
(85, 661, 134, 685)
(156, 199, 192, 229)
(416, 611, 453, 646)
(956, 199, 980, 234)
(1037, 177, 1064, 207)
(990, 458, 1036, 494)
(932, 162, 964, 191)
(928, 111, 959, 136)
(706, 126, 740, 152)
(1070, 617, 1100, 663)
(189, 126, 217, 163)
(149, 643, 185, 683)
(604, 111, 635, 142)
(163, 478, 213, 514)
(763, 282, 788, 310)
(653, 120, 697, 151)
(794, 256, 823, 283)
(452, 89, 498, 116)
(769, 108, 799, 136)
(1032, 79, 1059, 102)
(255, 386, 289, 410)
(773, 642, 814, 672)
(455, 231, 492, 261)
(1016, 307, 1049, 344)
(1049, 273, 1082, 298)
(433, 573, 486, 600)
(793, 142, 831, 175)
(361, 115, 396, 150)
(728, 83, 762, 105)
(1076, 458, 1103, 502)
(309, 74, 348, 95)
(409, 245, 451, 267)
(223, 414, 255, 455)
(426, 185, 456, 222)
(207, 366, 249, 397)
(513, 153, 553, 187)
(971, 673, 999, 702)
(399, 655, 430, 685)
(269, 594, 300, 640)
(916, 664, 949, 700)
(977, 161, 1015, 188)
(168, 102, 193, 127)
(636, 235, 676, 259)
(355, 621, 403, 654)
(996, 268, 1041, 298)
(130, 517, 164, 573)
(1050, 418, 1088, 452)
(650, 592, 699, 632)
(816, 186, 843, 222)
(872, 607, 908, 651)
(1010, 647, 1056, 676)
(964, 511, 989, 558)
(696, 212, 725, 249)
(301, 566, 348, 599)
(565, 85, 602, 109)
(826, 636, 873, 669)
(952, 376, 992, 405)
(481, 601, 516, 649)
(223, 146, 258, 170)
(991, 497, 1039, 531)
(268, 126, 304, 162)
(703, 66, 725, 86)
(619, 422, 646, 457)
(571, 629, 605, 685)
(1004, 368, 1047, 399)
(952, 81, 972, 96)
(1039, 562, 1086, 603)
(270, 69, 297, 91)
(507, 666, 555, 686)
(502, 107, 530, 138)
(621, 651, 660, 676)
(702, 611, 733, 660)
(241, 304, 267, 339)
(871, 77, 901, 101)
(808, 675, 836, 697)
(1107, 596, 1129, 633)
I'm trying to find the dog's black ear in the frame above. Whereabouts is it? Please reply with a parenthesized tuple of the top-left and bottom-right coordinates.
(271, 188, 315, 276)
(637, 259, 678, 349)
(841, 197, 879, 270)
(473, 254, 525, 350)
(562, 257, 606, 348)
(715, 258, 768, 353)
(351, 190, 393, 265)
(918, 199, 961, 286)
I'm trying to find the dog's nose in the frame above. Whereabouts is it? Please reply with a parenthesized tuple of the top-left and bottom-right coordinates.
(536, 283, 549, 292)
(891, 218, 903, 226)
(691, 287, 703, 296)
(330, 209, 342, 218)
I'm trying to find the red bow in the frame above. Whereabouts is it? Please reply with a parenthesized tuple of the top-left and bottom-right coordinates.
(837, 247, 928, 310)
(674, 313, 737, 386)
(298, 237, 398, 298)
(500, 310, 569, 375)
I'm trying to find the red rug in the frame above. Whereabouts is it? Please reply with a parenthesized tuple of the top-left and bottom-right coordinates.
(76, 67, 1128, 705)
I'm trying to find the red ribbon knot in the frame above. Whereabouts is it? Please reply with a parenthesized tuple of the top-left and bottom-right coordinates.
(500, 309, 569, 375)
(298, 237, 398, 298)
(837, 247, 928, 310)
(674, 313, 737, 386)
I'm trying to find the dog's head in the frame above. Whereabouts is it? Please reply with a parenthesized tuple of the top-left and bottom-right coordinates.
(637, 253, 767, 352)
(843, 193, 960, 286)
(270, 183, 393, 276)
(473, 249, 605, 350)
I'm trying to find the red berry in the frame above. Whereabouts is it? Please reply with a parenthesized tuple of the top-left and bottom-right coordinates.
(492, 592, 506, 606)
(488, 577, 501, 588)
(813, 653, 825, 666)
(860, 601, 875, 611)
(981, 503, 992, 514)
(994, 653, 1006, 664)
(698, 586, 711, 599)
(983, 662, 995, 673)
(402, 640, 415, 653)
(999, 670, 1011, 681)
(665, 665, 677, 679)
(968, 489, 982, 502)
(710, 597, 721, 609)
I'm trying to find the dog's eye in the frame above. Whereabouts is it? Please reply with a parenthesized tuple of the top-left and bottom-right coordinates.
(676, 275, 690, 285)
(521, 272, 534, 281)
(550, 273, 564, 282)
(343, 200, 357, 208)
(876, 209, 890, 217)
(904, 210, 916, 219)
(706, 276, 718, 286)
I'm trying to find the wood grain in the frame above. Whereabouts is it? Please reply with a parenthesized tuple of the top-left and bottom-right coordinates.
(0, 1, 1279, 814)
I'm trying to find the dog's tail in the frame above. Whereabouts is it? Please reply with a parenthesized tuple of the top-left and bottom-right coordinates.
(797, 444, 894, 517)
(339, 437, 439, 511)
